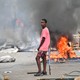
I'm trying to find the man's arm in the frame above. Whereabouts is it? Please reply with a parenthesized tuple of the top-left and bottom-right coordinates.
(38, 37, 45, 51)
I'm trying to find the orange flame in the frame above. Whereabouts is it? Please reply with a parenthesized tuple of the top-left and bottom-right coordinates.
(57, 36, 68, 59)
(47, 36, 76, 61)
(57, 36, 76, 59)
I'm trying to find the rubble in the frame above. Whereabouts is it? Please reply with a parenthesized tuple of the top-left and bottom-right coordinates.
(0, 55, 16, 63)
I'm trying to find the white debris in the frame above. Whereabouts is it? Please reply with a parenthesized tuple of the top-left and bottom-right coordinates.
(0, 55, 16, 63)
(0, 47, 18, 53)
(4, 71, 12, 74)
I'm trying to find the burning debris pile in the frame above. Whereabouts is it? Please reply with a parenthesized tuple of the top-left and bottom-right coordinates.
(57, 36, 76, 59)
(47, 35, 77, 62)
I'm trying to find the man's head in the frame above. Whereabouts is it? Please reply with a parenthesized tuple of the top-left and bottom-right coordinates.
(41, 19, 47, 28)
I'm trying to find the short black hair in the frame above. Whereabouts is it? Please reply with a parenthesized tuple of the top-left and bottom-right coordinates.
(41, 19, 47, 23)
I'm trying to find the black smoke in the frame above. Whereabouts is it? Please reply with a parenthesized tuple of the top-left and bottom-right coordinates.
(29, 0, 80, 47)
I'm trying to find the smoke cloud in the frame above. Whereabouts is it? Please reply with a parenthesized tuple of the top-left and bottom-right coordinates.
(29, 0, 80, 47)
(0, 0, 80, 47)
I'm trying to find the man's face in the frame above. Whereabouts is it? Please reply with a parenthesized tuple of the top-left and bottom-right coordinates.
(41, 20, 46, 28)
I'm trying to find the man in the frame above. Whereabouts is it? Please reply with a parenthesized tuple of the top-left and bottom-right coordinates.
(34, 19, 50, 76)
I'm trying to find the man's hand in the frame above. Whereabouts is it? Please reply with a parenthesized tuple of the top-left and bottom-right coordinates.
(37, 47, 40, 51)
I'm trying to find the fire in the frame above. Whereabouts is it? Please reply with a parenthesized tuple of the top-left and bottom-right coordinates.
(47, 36, 77, 61)
(57, 36, 76, 59)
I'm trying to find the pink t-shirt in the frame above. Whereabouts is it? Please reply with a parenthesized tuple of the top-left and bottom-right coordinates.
(39, 27, 50, 51)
